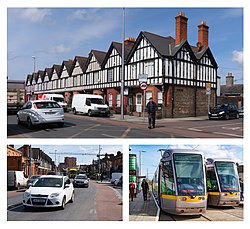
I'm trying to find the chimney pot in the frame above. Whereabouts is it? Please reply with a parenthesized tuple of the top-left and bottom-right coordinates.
(175, 12, 188, 45)
(198, 20, 209, 49)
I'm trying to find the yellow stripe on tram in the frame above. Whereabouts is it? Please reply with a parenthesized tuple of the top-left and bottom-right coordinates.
(207, 192, 240, 197)
(161, 194, 206, 202)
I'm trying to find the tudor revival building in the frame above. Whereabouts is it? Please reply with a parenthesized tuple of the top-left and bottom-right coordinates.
(25, 12, 218, 118)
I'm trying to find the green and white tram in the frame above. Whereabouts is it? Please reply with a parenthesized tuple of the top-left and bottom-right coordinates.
(152, 149, 207, 215)
(206, 158, 240, 206)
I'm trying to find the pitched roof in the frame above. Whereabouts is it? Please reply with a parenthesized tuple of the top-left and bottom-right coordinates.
(92, 50, 107, 66)
(220, 84, 243, 96)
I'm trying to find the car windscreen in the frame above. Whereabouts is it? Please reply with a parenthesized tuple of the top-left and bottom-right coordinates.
(76, 175, 87, 179)
(52, 97, 64, 103)
(33, 177, 63, 187)
(34, 101, 61, 109)
(90, 98, 104, 105)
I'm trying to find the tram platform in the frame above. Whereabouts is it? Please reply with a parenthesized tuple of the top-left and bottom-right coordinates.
(129, 191, 159, 221)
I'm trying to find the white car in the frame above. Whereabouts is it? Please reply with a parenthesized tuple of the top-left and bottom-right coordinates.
(23, 175, 74, 210)
(17, 100, 64, 129)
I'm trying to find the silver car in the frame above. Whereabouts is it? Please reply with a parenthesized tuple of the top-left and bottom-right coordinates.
(17, 100, 64, 129)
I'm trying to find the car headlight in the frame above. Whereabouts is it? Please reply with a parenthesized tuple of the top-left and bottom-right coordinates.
(24, 191, 31, 198)
(50, 192, 60, 198)
(219, 111, 225, 115)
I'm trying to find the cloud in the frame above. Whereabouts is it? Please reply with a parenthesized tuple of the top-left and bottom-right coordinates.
(68, 9, 100, 21)
(222, 9, 243, 19)
(50, 44, 71, 54)
(232, 50, 243, 66)
(19, 8, 51, 22)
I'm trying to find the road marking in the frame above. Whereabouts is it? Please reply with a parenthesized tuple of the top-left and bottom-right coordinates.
(151, 192, 160, 221)
(212, 132, 243, 138)
(69, 124, 101, 138)
(108, 186, 122, 201)
(90, 209, 97, 214)
(188, 128, 203, 132)
(121, 127, 131, 138)
(101, 134, 116, 138)
(191, 122, 242, 130)
(7, 203, 23, 211)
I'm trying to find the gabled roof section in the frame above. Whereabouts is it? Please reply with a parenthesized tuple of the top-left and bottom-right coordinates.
(60, 60, 74, 76)
(37, 70, 45, 81)
(220, 84, 243, 96)
(75, 56, 88, 72)
(126, 31, 175, 62)
(170, 40, 197, 63)
(191, 47, 218, 68)
(44, 67, 53, 80)
(92, 50, 106, 66)
(25, 74, 32, 86)
(31, 72, 38, 84)
(102, 41, 133, 68)
(52, 64, 62, 77)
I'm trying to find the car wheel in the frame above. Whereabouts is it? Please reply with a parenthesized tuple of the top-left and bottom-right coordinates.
(61, 196, 66, 210)
(69, 192, 74, 203)
(17, 115, 21, 125)
(73, 108, 77, 115)
(58, 123, 64, 128)
(27, 117, 33, 129)
(88, 110, 92, 117)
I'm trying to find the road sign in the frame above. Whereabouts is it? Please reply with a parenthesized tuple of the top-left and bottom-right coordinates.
(140, 82, 148, 90)
(138, 74, 148, 82)
(206, 83, 211, 95)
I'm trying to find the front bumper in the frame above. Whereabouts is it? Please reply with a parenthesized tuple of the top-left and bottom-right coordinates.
(23, 195, 63, 208)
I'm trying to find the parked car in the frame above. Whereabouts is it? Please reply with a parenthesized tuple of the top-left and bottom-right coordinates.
(26, 175, 41, 188)
(208, 104, 239, 120)
(17, 100, 64, 129)
(8, 170, 28, 190)
(73, 174, 89, 188)
(114, 176, 122, 187)
(238, 107, 244, 118)
(23, 175, 74, 210)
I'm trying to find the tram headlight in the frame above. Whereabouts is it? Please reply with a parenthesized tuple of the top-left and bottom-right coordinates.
(179, 197, 187, 201)
(198, 197, 206, 200)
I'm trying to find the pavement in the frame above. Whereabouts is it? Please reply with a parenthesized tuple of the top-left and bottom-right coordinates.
(129, 191, 159, 221)
(110, 114, 208, 124)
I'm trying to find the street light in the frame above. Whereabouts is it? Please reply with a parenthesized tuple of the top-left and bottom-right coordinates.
(32, 56, 36, 73)
(139, 150, 146, 177)
(120, 8, 125, 120)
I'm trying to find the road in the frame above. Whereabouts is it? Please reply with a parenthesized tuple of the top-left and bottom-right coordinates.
(7, 181, 122, 221)
(7, 113, 243, 138)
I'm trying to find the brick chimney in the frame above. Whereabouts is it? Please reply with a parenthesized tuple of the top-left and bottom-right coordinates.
(197, 20, 209, 50)
(226, 72, 234, 87)
(124, 37, 136, 46)
(175, 12, 188, 45)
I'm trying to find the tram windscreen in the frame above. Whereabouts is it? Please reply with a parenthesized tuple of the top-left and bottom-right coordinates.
(215, 161, 240, 192)
(173, 154, 205, 196)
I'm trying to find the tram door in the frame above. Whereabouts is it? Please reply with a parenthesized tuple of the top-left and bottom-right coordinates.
(136, 93, 142, 113)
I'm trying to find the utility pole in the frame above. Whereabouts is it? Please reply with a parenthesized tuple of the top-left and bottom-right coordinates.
(98, 145, 101, 180)
(121, 8, 125, 120)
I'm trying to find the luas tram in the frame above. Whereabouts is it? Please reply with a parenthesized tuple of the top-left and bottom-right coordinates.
(152, 149, 207, 215)
(206, 158, 240, 206)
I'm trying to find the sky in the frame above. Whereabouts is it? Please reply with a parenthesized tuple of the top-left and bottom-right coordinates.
(14, 144, 123, 166)
(129, 144, 243, 180)
(7, 7, 243, 85)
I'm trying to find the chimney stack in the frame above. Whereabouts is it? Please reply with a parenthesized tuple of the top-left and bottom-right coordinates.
(226, 72, 234, 87)
(124, 37, 136, 46)
(197, 20, 209, 50)
(175, 12, 188, 45)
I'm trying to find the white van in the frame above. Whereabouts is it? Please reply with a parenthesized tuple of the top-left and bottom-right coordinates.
(41, 94, 67, 111)
(71, 94, 109, 116)
(7, 170, 28, 190)
(111, 172, 122, 184)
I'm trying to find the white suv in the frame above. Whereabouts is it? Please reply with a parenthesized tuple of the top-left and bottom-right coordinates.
(23, 175, 74, 210)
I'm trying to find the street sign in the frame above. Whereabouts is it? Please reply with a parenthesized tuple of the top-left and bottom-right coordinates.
(140, 82, 148, 90)
(138, 74, 148, 82)
(206, 83, 211, 95)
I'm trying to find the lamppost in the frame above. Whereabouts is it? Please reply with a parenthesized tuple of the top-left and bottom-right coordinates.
(32, 56, 36, 73)
(120, 8, 125, 120)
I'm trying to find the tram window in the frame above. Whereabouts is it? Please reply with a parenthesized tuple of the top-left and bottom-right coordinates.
(161, 161, 175, 195)
(206, 169, 219, 192)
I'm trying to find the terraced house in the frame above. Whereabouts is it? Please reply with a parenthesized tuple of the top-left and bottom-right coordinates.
(25, 12, 218, 118)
